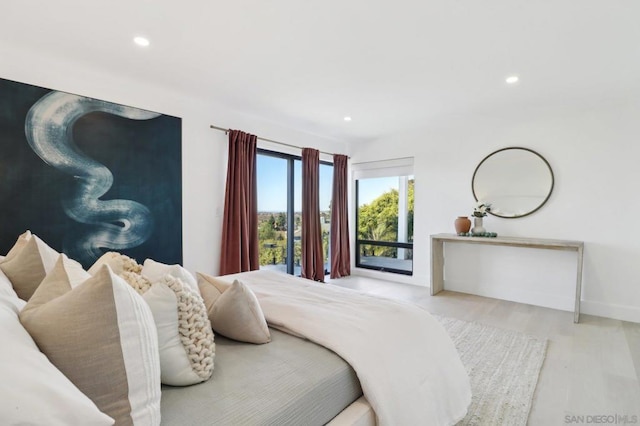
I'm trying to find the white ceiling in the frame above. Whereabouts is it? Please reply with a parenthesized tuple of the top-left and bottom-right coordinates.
(2, 1, 639, 143)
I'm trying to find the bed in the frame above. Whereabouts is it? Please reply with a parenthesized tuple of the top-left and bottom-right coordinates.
(0, 234, 471, 426)
(161, 328, 364, 425)
(209, 270, 472, 426)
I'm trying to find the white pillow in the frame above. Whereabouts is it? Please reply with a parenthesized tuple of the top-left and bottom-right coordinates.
(0, 297, 113, 425)
(0, 267, 25, 311)
(121, 272, 215, 386)
(142, 259, 199, 294)
(0, 233, 59, 300)
(19, 264, 161, 425)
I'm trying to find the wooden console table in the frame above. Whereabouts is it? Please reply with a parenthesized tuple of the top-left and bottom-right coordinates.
(430, 233, 584, 323)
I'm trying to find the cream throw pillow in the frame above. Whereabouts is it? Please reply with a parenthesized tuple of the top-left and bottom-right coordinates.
(2, 230, 32, 261)
(196, 272, 230, 312)
(0, 233, 59, 300)
(121, 272, 215, 386)
(19, 263, 161, 425)
(198, 273, 270, 344)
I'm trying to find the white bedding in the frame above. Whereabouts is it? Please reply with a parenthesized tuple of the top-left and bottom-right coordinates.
(218, 270, 471, 426)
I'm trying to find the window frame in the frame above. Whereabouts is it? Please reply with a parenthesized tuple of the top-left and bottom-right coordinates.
(354, 174, 414, 276)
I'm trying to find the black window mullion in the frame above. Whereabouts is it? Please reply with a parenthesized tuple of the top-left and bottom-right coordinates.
(286, 158, 294, 275)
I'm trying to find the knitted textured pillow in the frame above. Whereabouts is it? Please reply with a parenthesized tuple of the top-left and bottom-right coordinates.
(88, 252, 142, 276)
(123, 272, 215, 386)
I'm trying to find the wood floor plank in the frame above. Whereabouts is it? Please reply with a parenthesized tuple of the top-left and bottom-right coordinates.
(327, 275, 640, 425)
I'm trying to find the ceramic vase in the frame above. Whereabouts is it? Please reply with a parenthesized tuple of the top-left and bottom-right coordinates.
(471, 217, 486, 235)
(454, 216, 471, 234)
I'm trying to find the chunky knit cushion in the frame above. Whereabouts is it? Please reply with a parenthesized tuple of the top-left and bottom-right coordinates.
(124, 272, 215, 386)
(88, 252, 142, 276)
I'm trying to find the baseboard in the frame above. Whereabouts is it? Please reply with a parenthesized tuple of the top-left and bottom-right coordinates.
(351, 267, 427, 287)
(439, 280, 640, 324)
(580, 300, 640, 323)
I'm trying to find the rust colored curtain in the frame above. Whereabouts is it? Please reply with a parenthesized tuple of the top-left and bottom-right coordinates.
(219, 130, 259, 275)
(330, 154, 351, 278)
(301, 148, 324, 282)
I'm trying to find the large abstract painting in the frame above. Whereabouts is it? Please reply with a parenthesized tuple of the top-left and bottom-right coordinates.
(0, 78, 182, 268)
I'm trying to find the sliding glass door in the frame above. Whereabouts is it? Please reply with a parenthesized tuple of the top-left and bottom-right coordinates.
(257, 149, 333, 276)
(256, 154, 290, 273)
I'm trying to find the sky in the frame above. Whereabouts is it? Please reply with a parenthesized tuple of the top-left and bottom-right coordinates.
(257, 155, 333, 212)
(257, 154, 402, 212)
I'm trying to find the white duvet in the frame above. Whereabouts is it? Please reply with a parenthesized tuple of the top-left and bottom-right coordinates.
(218, 270, 471, 426)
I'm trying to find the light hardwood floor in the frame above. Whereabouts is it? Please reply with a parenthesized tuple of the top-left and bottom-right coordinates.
(327, 275, 640, 425)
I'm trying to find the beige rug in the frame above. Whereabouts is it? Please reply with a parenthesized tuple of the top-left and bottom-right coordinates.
(435, 316, 547, 426)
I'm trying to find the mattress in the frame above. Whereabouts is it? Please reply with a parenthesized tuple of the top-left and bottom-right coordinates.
(160, 328, 363, 426)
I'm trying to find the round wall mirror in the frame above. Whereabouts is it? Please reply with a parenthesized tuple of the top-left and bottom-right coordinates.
(472, 147, 554, 218)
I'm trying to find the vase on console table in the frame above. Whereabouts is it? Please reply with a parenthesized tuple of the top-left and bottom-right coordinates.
(454, 216, 471, 234)
(471, 217, 486, 235)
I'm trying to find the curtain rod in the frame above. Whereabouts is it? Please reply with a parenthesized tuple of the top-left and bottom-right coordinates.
(210, 124, 347, 158)
(351, 156, 413, 166)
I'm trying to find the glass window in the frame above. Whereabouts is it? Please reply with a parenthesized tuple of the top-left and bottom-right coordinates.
(257, 155, 289, 274)
(258, 150, 332, 276)
(356, 175, 414, 275)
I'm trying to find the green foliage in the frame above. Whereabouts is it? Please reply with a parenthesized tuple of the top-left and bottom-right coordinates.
(258, 213, 331, 273)
(259, 219, 276, 241)
(275, 212, 287, 231)
(358, 179, 414, 257)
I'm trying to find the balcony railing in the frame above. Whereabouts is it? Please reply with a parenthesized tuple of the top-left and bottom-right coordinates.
(355, 239, 413, 275)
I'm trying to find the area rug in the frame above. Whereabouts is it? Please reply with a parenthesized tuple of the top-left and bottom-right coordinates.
(435, 315, 548, 426)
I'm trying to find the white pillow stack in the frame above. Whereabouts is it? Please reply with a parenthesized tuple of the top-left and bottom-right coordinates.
(19, 259, 161, 425)
(0, 231, 217, 425)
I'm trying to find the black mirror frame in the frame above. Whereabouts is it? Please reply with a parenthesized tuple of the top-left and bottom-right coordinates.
(471, 147, 555, 219)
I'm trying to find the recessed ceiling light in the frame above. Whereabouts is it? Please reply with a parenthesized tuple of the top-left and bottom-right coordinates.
(344, 116, 352, 122)
(506, 75, 519, 84)
(133, 36, 150, 47)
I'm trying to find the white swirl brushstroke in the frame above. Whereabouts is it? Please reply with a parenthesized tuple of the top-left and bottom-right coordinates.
(25, 91, 161, 264)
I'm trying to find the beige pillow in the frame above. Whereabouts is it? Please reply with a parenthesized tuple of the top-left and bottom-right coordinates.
(88, 252, 142, 276)
(0, 293, 114, 426)
(0, 233, 59, 300)
(19, 263, 161, 425)
(198, 274, 270, 344)
(122, 272, 215, 386)
(2, 230, 32, 262)
(196, 272, 231, 312)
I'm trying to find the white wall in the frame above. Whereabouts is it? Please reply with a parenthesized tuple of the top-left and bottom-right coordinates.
(0, 41, 347, 276)
(349, 103, 640, 323)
